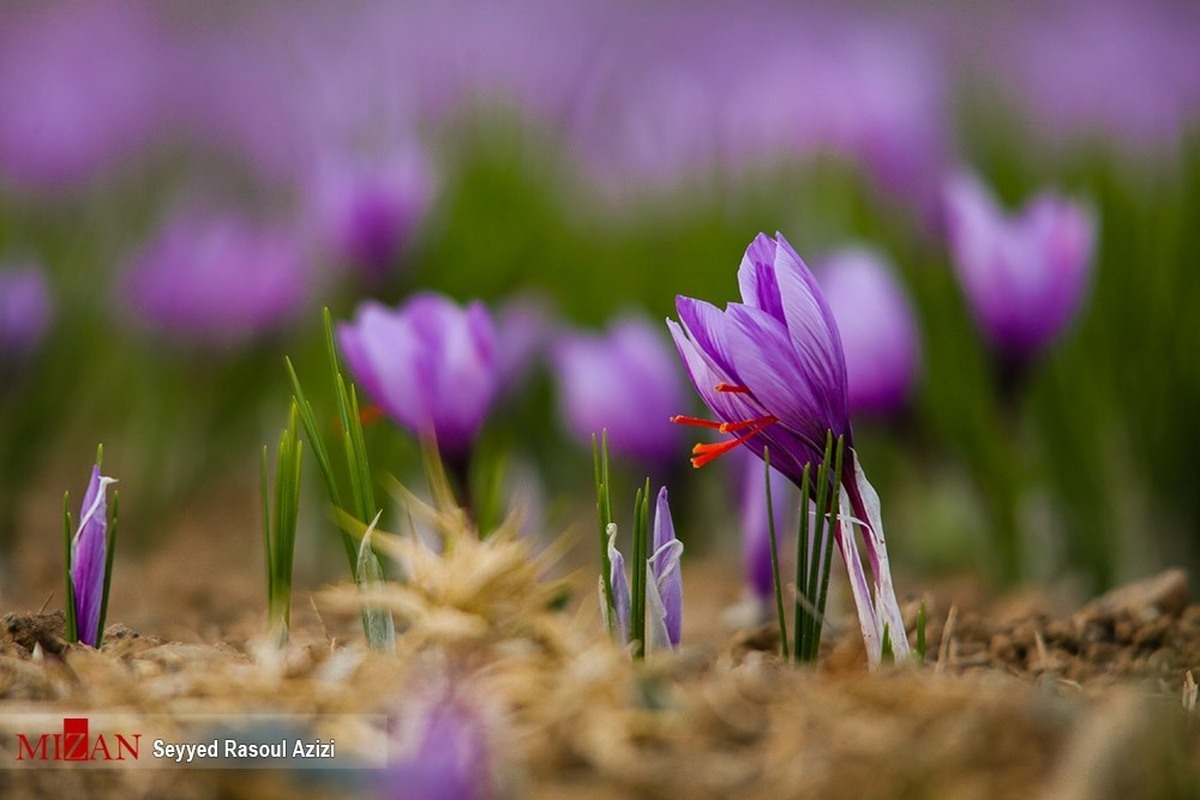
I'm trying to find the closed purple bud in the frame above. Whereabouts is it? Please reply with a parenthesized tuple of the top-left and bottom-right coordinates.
(307, 143, 433, 284)
(552, 315, 687, 471)
(819, 248, 920, 417)
(943, 173, 1096, 363)
(606, 523, 631, 645)
(647, 486, 683, 649)
(71, 465, 116, 647)
(337, 293, 499, 459)
(123, 211, 310, 347)
(0, 265, 53, 358)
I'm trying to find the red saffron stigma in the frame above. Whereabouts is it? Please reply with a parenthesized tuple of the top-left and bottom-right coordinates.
(669, 415, 725, 430)
(715, 382, 751, 394)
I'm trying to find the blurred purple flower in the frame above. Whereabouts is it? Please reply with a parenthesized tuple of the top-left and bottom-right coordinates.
(552, 315, 687, 471)
(734, 450, 794, 605)
(647, 486, 683, 649)
(337, 293, 499, 460)
(0, 2, 167, 188)
(124, 211, 310, 347)
(494, 295, 552, 397)
(384, 693, 492, 800)
(306, 143, 433, 284)
(819, 249, 920, 417)
(0, 265, 53, 358)
(71, 465, 117, 648)
(943, 173, 1096, 363)
(668, 232, 908, 664)
(997, 0, 1200, 151)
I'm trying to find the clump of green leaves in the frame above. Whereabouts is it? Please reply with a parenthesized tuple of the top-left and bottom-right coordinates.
(285, 309, 394, 650)
(765, 432, 845, 664)
(261, 402, 303, 644)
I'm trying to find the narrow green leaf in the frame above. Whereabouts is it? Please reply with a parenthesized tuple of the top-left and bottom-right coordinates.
(764, 448, 789, 661)
(356, 511, 396, 653)
(793, 462, 811, 663)
(916, 600, 927, 664)
(96, 490, 119, 647)
(62, 492, 77, 644)
(594, 433, 615, 632)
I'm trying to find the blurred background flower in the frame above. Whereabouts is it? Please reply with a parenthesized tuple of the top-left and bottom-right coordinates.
(0, 0, 1198, 602)
(552, 315, 686, 474)
(0, 264, 52, 359)
(122, 210, 311, 347)
(819, 248, 921, 418)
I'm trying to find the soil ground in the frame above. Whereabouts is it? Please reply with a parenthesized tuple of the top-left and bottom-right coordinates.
(0, 481, 1198, 799)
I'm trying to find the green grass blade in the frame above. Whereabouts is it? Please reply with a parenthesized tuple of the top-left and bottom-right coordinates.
(96, 490, 118, 647)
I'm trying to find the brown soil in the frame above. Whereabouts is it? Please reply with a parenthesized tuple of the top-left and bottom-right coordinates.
(1, 486, 1199, 799)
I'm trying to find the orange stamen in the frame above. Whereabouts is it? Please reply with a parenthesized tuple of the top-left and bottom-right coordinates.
(669, 414, 725, 430)
(688, 416, 777, 469)
(715, 382, 751, 394)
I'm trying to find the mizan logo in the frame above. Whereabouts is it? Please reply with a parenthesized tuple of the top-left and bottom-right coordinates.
(16, 718, 140, 762)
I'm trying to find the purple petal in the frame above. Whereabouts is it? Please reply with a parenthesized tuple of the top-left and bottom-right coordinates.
(607, 524, 631, 645)
(737, 232, 785, 322)
(649, 487, 682, 648)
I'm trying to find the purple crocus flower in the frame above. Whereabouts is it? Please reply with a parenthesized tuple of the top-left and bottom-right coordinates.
(646, 487, 683, 650)
(71, 465, 117, 648)
(0, 265, 53, 358)
(337, 293, 499, 461)
(306, 143, 433, 284)
(819, 248, 920, 417)
(668, 232, 908, 665)
(384, 693, 492, 800)
(123, 211, 310, 347)
(551, 315, 687, 471)
(943, 173, 1096, 364)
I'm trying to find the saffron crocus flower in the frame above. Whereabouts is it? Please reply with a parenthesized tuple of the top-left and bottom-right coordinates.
(0, 264, 53, 358)
(943, 173, 1096, 365)
(306, 143, 433, 284)
(71, 465, 117, 647)
(337, 293, 499, 462)
(552, 315, 687, 472)
(123, 211, 310, 347)
(819, 248, 920, 417)
(668, 232, 907, 665)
